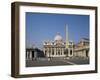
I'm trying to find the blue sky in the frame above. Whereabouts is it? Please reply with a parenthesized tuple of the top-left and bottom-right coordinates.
(26, 12, 89, 48)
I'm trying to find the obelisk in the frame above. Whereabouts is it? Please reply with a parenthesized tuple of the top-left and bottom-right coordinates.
(66, 24, 70, 57)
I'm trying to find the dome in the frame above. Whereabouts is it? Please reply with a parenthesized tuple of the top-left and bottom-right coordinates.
(54, 33, 62, 41)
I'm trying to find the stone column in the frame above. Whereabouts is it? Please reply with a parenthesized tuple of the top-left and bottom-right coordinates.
(56, 48, 58, 56)
(80, 51, 82, 57)
(54, 48, 56, 57)
(62, 48, 64, 56)
(26, 51, 29, 60)
(51, 48, 52, 57)
(68, 48, 70, 57)
(79, 51, 81, 57)
(59, 48, 61, 56)
(88, 50, 89, 57)
(84, 50, 86, 57)
(71, 46, 74, 57)
(29, 50, 32, 60)
(46, 48, 47, 57)
(80, 51, 83, 57)
(44, 48, 47, 57)
(43, 48, 45, 55)
(34, 50, 37, 60)
(60, 48, 61, 56)
(48, 48, 50, 57)
(81, 51, 83, 57)
(72, 49, 73, 56)
(49, 48, 51, 57)
(82, 51, 84, 57)
(57, 48, 58, 57)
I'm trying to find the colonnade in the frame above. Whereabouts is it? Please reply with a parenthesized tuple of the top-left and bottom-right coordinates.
(43, 47, 73, 57)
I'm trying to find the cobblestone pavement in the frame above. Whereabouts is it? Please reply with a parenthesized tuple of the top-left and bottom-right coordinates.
(26, 57, 89, 67)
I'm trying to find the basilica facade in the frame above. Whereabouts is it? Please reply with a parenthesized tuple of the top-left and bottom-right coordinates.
(43, 33, 74, 58)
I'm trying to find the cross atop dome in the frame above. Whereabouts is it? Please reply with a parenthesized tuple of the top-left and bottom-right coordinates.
(57, 32, 60, 35)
